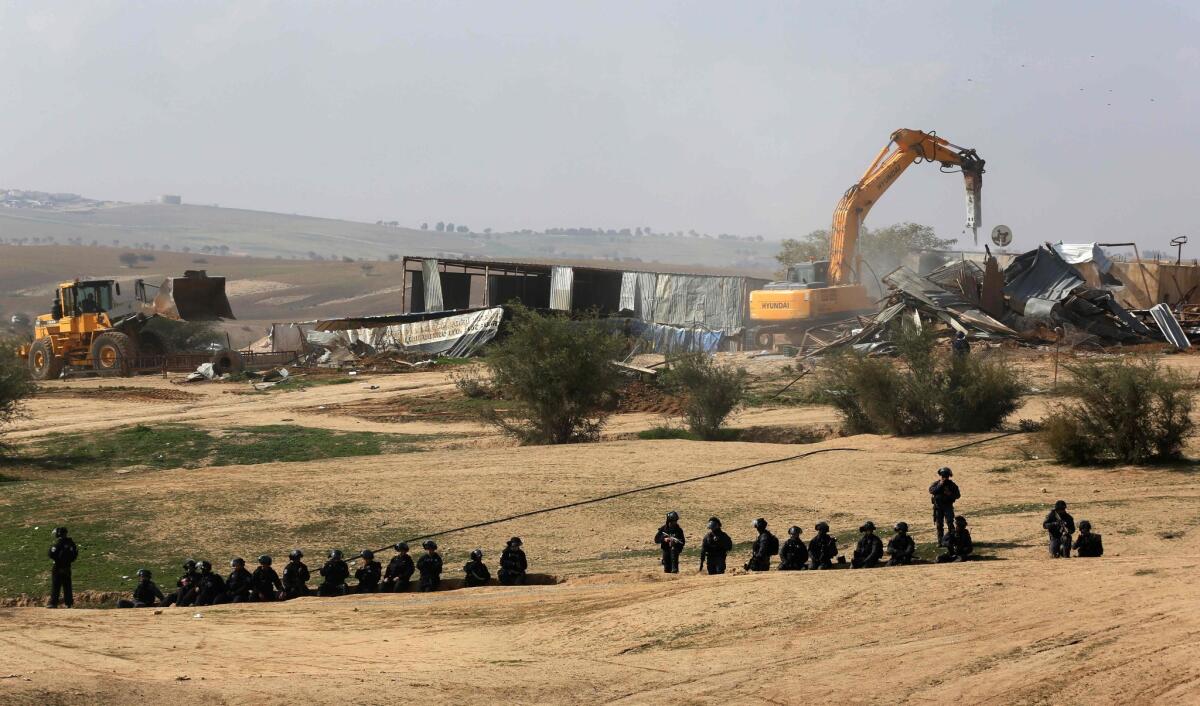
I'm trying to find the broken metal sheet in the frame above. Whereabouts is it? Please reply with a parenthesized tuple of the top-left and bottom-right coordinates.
(549, 266, 574, 311)
(1003, 247, 1086, 313)
(1150, 303, 1191, 350)
(421, 259, 444, 312)
(883, 267, 1016, 335)
(980, 255, 1005, 319)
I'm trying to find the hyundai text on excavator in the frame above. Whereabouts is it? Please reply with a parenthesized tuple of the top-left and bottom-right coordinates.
(19, 270, 236, 379)
(748, 129, 985, 349)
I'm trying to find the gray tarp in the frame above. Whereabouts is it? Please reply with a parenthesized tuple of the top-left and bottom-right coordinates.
(422, 259, 444, 312)
(290, 307, 504, 358)
(550, 266, 573, 310)
(651, 274, 746, 335)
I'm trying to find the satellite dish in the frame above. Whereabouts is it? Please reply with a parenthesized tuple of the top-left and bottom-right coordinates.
(991, 225, 1013, 247)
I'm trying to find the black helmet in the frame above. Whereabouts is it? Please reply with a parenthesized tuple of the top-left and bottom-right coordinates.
(329, 549, 343, 560)
(815, 521, 830, 532)
(258, 555, 272, 565)
(183, 559, 197, 571)
(859, 521, 875, 532)
(230, 557, 245, 567)
(136, 568, 151, 579)
(955, 516, 969, 527)
(666, 511, 679, 522)
(361, 549, 374, 561)
(1054, 499, 1067, 510)
(470, 548, 483, 560)
(707, 517, 721, 529)
(753, 518, 767, 530)
(894, 521, 909, 533)
(53, 526, 68, 538)
(1079, 520, 1092, 530)
(956, 331, 966, 339)
(289, 549, 304, 560)
(198, 560, 212, 573)
(507, 537, 522, 547)
(394, 542, 409, 552)
(937, 467, 953, 478)
(422, 540, 437, 550)
(788, 525, 801, 537)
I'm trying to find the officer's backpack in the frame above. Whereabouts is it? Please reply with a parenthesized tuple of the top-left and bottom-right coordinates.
(764, 533, 780, 556)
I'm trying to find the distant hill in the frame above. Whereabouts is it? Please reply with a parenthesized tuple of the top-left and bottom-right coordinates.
(0, 201, 779, 271)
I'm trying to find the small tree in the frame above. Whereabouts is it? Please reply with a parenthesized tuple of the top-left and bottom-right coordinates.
(1042, 358, 1192, 465)
(0, 337, 36, 454)
(481, 305, 625, 444)
(361, 262, 375, 276)
(660, 353, 748, 439)
(118, 252, 140, 268)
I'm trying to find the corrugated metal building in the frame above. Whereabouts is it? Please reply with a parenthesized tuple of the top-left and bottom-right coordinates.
(399, 256, 771, 351)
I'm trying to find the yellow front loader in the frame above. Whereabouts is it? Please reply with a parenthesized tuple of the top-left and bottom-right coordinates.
(19, 270, 235, 379)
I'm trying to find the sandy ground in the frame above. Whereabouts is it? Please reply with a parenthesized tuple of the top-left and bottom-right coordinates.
(2, 352, 1200, 703)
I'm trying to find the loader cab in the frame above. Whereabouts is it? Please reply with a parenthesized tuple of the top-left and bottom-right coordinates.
(57, 281, 116, 319)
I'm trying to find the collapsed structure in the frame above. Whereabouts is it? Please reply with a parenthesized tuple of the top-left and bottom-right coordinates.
(806, 243, 1195, 355)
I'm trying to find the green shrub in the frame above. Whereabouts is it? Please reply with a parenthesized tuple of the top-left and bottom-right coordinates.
(1041, 357, 1192, 464)
(0, 339, 37, 454)
(817, 325, 1021, 435)
(659, 353, 748, 440)
(481, 305, 625, 444)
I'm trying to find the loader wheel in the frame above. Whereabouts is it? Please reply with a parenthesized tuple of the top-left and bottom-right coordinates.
(755, 331, 775, 350)
(28, 339, 64, 380)
(209, 349, 245, 376)
(90, 332, 136, 375)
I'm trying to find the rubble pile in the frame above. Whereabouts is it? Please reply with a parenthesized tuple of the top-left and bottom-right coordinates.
(808, 244, 1192, 356)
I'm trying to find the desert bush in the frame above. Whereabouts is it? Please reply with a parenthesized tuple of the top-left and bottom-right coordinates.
(817, 325, 1021, 435)
(0, 337, 36, 454)
(1041, 357, 1192, 465)
(481, 305, 625, 444)
(659, 353, 748, 440)
(450, 365, 493, 399)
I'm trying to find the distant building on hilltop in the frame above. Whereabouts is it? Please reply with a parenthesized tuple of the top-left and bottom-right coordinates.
(160, 194, 182, 205)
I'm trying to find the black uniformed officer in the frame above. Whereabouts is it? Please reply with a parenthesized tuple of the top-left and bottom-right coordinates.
(226, 557, 253, 603)
(654, 511, 686, 574)
(1073, 520, 1103, 558)
(699, 517, 733, 575)
(808, 521, 838, 570)
(163, 559, 200, 607)
(929, 467, 961, 546)
(498, 537, 528, 586)
(282, 549, 311, 599)
(936, 516, 974, 563)
(778, 526, 809, 570)
(745, 518, 778, 571)
(463, 549, 491, 587)
(318, 549, 350, 597)
(47, 527, 78, 609)
(886, 522, 915, 566)
(383, 543, 416, 592)
(118, 568, 165, 609)
(851, 521, 884, 568)
(193, 560, 229, 605)
(355, 550, 382, 593)
(417, 540, 443, 592)
(251, 555, 284, 601)
(1043, 500, 1075, 558)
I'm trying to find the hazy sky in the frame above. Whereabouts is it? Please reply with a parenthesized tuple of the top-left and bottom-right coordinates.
(3, 1, 1198, 252)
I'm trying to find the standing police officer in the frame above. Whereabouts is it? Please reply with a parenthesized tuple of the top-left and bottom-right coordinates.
(929, 467, 961, 546)
(654, 511, 686, 574)
(47, 527, 78, 609)
(699, 518, 733, 575)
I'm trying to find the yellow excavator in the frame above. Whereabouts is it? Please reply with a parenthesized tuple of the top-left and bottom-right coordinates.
(749, 128, 985, 349)
(20, 271, 235, 379)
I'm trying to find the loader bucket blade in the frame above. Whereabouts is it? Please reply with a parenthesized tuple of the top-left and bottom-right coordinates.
(155, 271, 235, 321)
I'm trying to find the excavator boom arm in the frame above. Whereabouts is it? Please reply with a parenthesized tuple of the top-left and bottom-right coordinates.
(827, 129, 984, 285)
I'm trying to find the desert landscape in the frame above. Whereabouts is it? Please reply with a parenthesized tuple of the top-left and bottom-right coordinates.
(2, 351, 1199, 704)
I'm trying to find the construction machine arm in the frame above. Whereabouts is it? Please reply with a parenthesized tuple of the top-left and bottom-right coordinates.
(828, 129, 985, 285)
